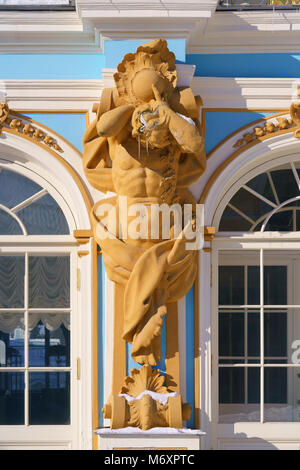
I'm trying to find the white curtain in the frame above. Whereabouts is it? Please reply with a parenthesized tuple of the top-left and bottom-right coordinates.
(0, 312, 70, 333)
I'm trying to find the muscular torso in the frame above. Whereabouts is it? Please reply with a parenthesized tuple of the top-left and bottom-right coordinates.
(110, 134, 180, 203)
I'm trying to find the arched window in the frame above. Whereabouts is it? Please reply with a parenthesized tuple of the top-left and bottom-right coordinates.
(0, 163, 73, 429)
(219, 161, 300, 232)
(0, 167, 69, 235)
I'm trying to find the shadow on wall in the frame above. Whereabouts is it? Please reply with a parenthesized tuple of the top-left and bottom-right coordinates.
(214, 430, 279, 450)
(181, 54, 300, 78)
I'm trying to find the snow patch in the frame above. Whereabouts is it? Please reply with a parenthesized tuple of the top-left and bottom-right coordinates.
(95, 427, 206, 435)
(119, 390, 178, 407)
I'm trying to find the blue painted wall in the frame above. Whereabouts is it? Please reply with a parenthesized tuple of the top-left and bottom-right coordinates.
(105, 39, 186, 68)
(1, 51, 300, 79)
(186, 53, 300, 78)
(0, 54, 105, 79)
(205, 111, 274, 154)
(23, 113, 86, 153)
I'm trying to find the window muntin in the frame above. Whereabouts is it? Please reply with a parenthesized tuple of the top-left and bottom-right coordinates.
(218, 251, 300, 424)
(0, 168, 69, 235)
(219, 162, 300, 232)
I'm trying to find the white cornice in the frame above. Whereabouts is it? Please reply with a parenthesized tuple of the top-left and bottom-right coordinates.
(0, 1, 218, 52)
(1, 4, 300, 54)
(76, 0, 217, 16)
(1, 79, 102, 111)
(188, 11, 300, 54)
(193, 77, 300, 109)
(97, 69, 300, 109)
(2, 76, 299, 111)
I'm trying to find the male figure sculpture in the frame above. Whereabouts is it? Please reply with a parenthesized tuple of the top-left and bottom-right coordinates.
(83, 39, 206, 367)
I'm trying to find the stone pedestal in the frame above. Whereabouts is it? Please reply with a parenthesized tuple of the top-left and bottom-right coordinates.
(95, 428, 205, 450)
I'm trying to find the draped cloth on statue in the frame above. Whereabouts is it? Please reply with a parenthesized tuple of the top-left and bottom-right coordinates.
(90, 195, 198, 365)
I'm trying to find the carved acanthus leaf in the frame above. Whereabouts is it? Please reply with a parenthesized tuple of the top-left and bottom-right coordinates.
(120, 364, 168, 397)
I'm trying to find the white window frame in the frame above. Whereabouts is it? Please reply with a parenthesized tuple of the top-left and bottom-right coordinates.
(217, 251, 300, 420)
(198, 134, 300, 449)
(0, 243, 78, 449)
(0, 145, 93, 449)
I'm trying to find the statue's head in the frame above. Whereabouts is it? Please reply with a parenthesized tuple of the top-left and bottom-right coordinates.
(114, 39, 177, 106)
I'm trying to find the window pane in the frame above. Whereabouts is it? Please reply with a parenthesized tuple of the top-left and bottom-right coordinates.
(219, 207, 252, 232)
(219, 367, 245, 404)
(264, 266, 287, 305)
(29, 318, 70, 367)
(219, 311, 244, 357)
(0, 256, 24, 308)
(0, 372, 24, 424)
(246, 173, 277, 205)
(248, 367, 260, 404)
(17, 194, 69, 235)
(265, 210, 294, 232)
(247, 266, 260, 305)
(264, 367, 287, 404)
(264, 368, 300, 422)
(0, 313, 24, 367)
(219, 367, 260, 423)
(0, 169, 42, 209)
(264, 312, 287, 359)
(248, 310, 260, 357)
(219, 266, 244, 305)
(29, 256, 70, 308)
(29, 372, 70, 425)
(230, 188, 273, 223)
(0, 209, 23, 235)
(270, 169, 299, 204)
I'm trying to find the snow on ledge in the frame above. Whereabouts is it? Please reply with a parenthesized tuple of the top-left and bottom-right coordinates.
(94, 427, 206, 436)
(119, 390, 178, 407)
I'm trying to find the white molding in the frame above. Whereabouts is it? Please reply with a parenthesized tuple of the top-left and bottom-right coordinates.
(3, 75, 299, 113)
(76, 0, 217, 17)
(0, 11, 102, 53)
(0, 1, 218, 52)
(188, 11, 300, 54)
(2, 79, 102, 110)
(76, 0, 218, 44)
(2, 6, 300, 53)
(192, 77, 300, 109)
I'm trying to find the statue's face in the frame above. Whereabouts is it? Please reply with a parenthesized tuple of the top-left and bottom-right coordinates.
(132, 69, 168, 103)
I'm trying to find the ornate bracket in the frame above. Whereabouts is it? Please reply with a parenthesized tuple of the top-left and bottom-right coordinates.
(102, 365, 192, 430)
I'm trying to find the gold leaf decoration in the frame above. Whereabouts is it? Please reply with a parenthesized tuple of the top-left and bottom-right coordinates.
(0, 103, 63, 153)
(233, 116, 296, 149)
